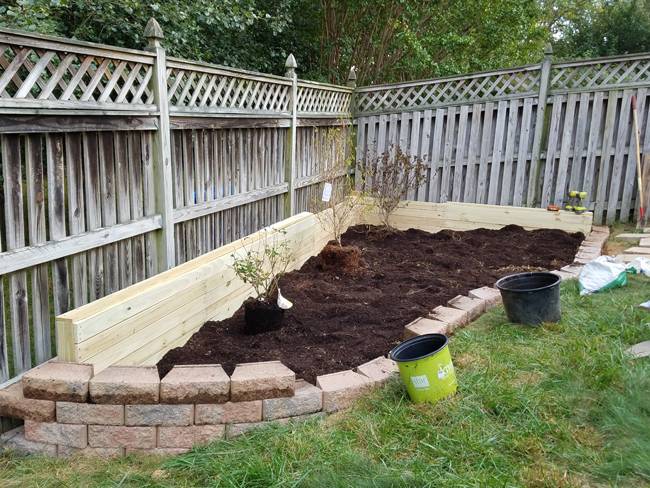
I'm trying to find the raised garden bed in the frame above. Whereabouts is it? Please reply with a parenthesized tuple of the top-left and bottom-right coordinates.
(0, 201, 603, 457)
(158, 224, 584, 383)
(53, 201, 593, 371)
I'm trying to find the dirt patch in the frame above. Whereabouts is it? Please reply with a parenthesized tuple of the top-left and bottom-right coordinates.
(158, 224, 583, 383)
(318, 243, 363, 274)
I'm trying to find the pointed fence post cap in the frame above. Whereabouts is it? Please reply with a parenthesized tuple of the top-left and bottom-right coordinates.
(145, 18, 164, 40)
(285, 53, 297, 69)
(285, 53, 297, 78)
(347, 66, 357, 88)
(544, 43, 553, 56)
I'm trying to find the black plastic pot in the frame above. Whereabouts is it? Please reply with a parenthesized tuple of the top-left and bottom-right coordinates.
(495, 272, 561, 326)
(243, 298, 285, 335)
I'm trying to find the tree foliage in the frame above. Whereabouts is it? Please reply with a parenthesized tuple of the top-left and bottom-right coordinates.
(319, 0, 549, 84)
(0, 0, 299, 74)
(0, 1, 647, 85)
(551, 0, 650, 59)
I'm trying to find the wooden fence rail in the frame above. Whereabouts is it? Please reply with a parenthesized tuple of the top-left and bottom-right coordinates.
(355, 47, 650, 225)
(0, 20, 352, 399)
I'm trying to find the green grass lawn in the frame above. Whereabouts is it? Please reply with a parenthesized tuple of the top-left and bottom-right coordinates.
(1, 277, 649, 487)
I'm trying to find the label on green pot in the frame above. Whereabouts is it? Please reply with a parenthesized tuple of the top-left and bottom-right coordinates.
(411, 375, 430, 389)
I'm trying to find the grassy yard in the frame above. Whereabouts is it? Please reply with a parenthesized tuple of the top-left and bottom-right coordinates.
(1, 277, 649, 487)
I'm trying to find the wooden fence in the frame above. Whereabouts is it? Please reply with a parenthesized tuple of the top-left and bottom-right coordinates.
(0, 21, 352, 393)
(354, 47, 650, 225)
(2, 21, 650, 419)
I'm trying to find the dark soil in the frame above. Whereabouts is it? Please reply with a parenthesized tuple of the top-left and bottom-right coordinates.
(157, 224, 583, 383)
(243, 298, 285, 335)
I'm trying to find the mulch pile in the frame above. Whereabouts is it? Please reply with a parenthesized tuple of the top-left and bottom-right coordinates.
(158, 224, 583, 383)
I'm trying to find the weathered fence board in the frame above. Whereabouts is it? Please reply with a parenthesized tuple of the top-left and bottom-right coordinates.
(0, 25, 351, 397)
(356, 51, 650, 224)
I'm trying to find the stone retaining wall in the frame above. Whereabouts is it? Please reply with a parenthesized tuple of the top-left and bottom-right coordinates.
(0, 226, 608, 457)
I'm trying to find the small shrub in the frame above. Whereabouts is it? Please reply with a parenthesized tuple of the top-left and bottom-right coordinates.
(309, 124, 365, 246)
(363, 145, 426, 230)
(231, 231, 292, 303)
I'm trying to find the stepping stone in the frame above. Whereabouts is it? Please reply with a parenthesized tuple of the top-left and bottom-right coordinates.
(561, 264, 583, 275)
(622, 246, 650, 255)
(612, 233, 645, 241)
(550, 270, 576, 281)
(625, 341, 650, 359)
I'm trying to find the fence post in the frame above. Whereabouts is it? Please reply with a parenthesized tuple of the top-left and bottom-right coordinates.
(527, 44, 554, 206)
(145, 18, 175, 270)
(347, 66, 357, 110)
(347, 67, 362, 190)
(285, 54, 298, 217)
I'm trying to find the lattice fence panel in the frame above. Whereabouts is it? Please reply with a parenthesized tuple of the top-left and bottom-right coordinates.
(551, 57, 650, 93)
(355, 68, 540, 114)
(0, 44, 154, 106)
(296, 84, 352, 115)
(166, 63, 291, 113)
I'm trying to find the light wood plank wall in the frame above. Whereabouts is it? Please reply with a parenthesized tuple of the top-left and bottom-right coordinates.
(0, 25, 352, 405)
(355, 52, 650, 225)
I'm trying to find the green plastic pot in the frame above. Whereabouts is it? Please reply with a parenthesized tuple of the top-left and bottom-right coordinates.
(389, 333, 457, 404)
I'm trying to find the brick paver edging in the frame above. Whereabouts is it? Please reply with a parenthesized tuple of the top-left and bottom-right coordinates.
(0, 226, 607, 457)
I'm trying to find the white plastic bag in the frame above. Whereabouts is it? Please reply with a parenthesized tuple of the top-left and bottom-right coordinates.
(578, 256, 628, 296)
(626, 256, 650, 277)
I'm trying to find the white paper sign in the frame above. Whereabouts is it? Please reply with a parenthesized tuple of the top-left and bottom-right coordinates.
(321, 182, 333, 202)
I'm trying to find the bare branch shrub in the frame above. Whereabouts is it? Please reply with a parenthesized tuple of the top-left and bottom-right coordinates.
(309, 124, 365, 246)
(363, 145, 426, 230)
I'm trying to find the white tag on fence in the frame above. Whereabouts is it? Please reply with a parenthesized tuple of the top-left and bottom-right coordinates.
(321, 182, 333, 202)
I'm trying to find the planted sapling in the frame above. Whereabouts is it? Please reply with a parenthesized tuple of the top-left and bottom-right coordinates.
(231, 231, 293, 334)
(362, 145, 427, 231)
(309, 124, 366, 273)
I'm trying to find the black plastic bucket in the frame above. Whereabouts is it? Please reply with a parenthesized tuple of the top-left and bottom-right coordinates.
(495, 272, 561, 326)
